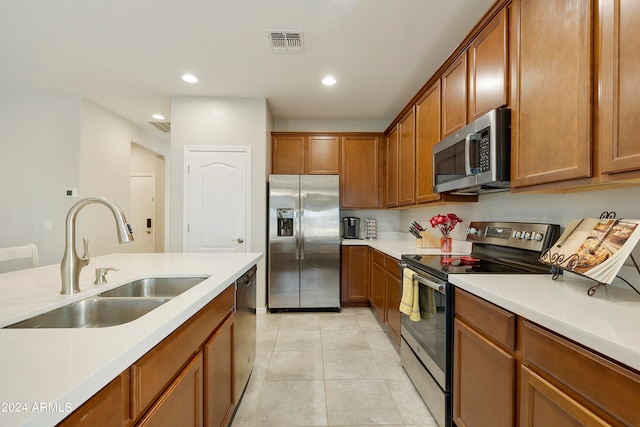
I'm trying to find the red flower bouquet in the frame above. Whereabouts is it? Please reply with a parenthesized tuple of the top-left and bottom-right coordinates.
(429, 213, 463, 237)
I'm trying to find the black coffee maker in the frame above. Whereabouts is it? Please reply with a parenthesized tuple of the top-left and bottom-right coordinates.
(342, 217, 360, 239)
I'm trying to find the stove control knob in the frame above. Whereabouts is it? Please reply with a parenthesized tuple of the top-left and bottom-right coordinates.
(513, 231, 522, 239)
(524, 232, 532, 240)
(532, 232, 543, 241)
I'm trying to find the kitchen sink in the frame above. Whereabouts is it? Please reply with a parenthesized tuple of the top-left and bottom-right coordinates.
(4, 297, 170, 329)
(98, 276, 209, 298)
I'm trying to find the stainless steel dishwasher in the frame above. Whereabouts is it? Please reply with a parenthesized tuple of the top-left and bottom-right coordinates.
(235, 265, 256, 401)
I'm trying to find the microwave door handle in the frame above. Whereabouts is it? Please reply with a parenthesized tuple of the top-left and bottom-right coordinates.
(464, 134, 472, 175)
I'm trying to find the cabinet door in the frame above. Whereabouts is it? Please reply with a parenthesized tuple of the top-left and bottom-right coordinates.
(453, 318, 515, 427)
(599, 0, 640, 175)
(137, 353, 204, 427)
(398, 108, 416, 206)
(415, 82, 442, 204)
(340, 246, 370, 306)
(520, 365, 609, 427)
(272, 135, 305, 174)
(340, 135, 381, 208)
(204, 313, 235, 427)
(58, 371, 130, 427)
(441, 53, 468, 137)
(386, 126, 399, 208)
(370, 252, 386, 321)
(307, 135, 340, 174)
(468, 7, 509, 120)
(511, 0, 592, 187)
(384, 255, 401, 344)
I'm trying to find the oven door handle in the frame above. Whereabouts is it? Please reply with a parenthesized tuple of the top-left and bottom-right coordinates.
(399, 262, 445, 293)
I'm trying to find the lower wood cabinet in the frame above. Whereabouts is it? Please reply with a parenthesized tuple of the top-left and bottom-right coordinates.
(370, 249, 385, 321)
(136, 353, 204, 427)
(383, 254, 401, 344)
(453, 289, 516, 427)
(454, 287, 640, 427)
(204, 313, 235, 427)
(340, 246, 370, 307)
(58, 284, 238, 427)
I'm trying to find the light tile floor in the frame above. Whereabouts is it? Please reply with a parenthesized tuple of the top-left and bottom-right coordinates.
(231, 308, 437, 427)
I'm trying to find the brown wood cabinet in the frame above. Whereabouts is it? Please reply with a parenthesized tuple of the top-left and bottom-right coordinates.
(386, 126, 399, 208)
(341, 135, 383, 208)
(454, 287, 640, 427)
(58, 371, 130, 427)
(510, 0, 593, 188)
(204, 313, 235, 427)
(468, 7, 509, 120)
(58, 284, 238, 427)
(137, 353, 204, 427)
(383, 254, 401, 344)
(370, 249, 386, 321)
(453, 289, 516, 427)
(398, 108, 416, 206)
(598, 0, 640, 177)
(441, 53, 468, 138)
(340, 245, 370, 307)
(271, 134, 340, 175)
(415, 82, 441, 204)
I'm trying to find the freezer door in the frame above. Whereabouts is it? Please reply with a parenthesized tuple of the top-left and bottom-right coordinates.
(268, 175, 300, 308)
(299, 175, 340, 308)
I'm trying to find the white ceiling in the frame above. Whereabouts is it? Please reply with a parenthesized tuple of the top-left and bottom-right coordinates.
(0, 0, 495, 135)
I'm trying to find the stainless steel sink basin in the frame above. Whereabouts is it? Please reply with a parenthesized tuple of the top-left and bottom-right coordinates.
(4, 297, 169, 329)
(98, 276, 209, 298)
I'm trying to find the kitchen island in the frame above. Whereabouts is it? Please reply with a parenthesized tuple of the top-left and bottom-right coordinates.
(0, 252, 262, 427)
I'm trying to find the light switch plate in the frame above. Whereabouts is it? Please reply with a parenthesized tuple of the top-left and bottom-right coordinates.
(65, 188, 77, 198)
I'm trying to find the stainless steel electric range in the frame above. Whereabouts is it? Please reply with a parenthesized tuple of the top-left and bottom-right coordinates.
(399, 221, 561, 427)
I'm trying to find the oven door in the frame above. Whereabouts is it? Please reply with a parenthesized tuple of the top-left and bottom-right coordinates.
(400, 269, 448, 390)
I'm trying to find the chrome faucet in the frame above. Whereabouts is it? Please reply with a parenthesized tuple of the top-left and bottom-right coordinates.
(60, 197, 134, 295)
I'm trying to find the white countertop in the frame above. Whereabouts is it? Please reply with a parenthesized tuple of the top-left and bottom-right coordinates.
(450, 271, 640, 372)
(0, 252, 262, 427)
(341, 232, 472, 259)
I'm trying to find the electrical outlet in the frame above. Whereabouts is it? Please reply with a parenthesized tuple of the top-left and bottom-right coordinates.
(65, 188, 77, 198)
(44, 219, 52, 231)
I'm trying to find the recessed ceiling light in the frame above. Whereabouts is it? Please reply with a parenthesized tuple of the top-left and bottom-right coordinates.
(152, 114, 165, 120)
(182, 74, 198, 83)
(322, 76, 336, 86)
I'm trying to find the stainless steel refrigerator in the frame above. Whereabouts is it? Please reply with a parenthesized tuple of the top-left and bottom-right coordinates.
(268, 175, 340, 311)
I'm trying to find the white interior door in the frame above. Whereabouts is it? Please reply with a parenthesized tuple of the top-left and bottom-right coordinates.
(130, 174, 155, 252)
(185, 147, 251, 253)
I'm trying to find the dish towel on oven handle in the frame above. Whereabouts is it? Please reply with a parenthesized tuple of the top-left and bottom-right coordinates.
(400, 268, 421, 321)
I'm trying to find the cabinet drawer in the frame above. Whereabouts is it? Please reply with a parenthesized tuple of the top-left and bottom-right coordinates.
(522, 321, 640, 426)
(454, 288, 515, 350)
(384, 254, 401, 276)
(372, 249, 385, 267)
(131, 285, 234, 420)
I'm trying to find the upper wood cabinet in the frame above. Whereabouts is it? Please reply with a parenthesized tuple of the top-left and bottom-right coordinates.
(510, 0, 593, 188)
(272, 133, 340, 175)
(398, 108, 416, 206)
(341, 135, 383, 208)
(598, 0, 640, 176)
(386, 126, 399, 208)
(415, 82, 442, 204)
(468, 7, 509, 121)
(441, 53, 468, 138)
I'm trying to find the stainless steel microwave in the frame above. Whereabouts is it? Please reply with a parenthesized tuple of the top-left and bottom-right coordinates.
(433, 108, 510, 195)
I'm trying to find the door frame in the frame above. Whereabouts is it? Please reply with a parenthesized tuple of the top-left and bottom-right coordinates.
(183, 146, 253, 252)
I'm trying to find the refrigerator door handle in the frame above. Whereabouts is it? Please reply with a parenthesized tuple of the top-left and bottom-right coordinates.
(295, 192, 300, 260)
(300, 193, 306, 259)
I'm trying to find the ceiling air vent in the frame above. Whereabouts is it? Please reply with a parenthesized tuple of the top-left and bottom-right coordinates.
(268, 31, 304, 53)
(149, 121, 171, 133)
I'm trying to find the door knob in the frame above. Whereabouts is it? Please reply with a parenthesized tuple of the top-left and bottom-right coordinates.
(232, 238, 244, 244)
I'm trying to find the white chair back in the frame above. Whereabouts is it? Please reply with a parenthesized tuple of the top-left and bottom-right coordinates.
(0, 244, 39, 268)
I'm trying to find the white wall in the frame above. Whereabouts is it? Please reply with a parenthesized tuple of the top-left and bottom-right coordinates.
(0, 95, 81, 271)
(170, 96, 270, 309)
(79, 100, 170, 258)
